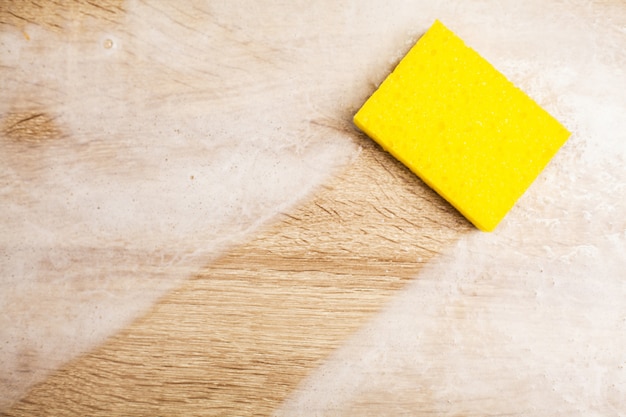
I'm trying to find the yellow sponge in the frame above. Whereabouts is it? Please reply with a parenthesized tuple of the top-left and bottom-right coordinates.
(354, 20, 570, 231)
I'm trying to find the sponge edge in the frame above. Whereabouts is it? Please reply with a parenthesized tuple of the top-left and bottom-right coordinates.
(354, 20, 571, 231)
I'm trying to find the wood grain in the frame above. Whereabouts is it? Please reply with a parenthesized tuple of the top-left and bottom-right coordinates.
(16, 1, 625, 415)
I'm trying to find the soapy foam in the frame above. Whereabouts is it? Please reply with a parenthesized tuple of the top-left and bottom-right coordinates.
(277, 1, 626, 415)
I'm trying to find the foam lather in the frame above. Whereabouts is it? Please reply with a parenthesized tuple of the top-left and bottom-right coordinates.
(354, 20, 571, 231)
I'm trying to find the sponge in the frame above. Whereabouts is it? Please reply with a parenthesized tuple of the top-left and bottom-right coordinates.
(354, 20, 570, 231)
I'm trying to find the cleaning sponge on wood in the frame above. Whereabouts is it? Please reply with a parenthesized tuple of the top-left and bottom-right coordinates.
(354, 20, 570, 231)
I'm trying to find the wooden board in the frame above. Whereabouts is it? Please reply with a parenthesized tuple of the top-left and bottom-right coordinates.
(2, 1, 626, 416)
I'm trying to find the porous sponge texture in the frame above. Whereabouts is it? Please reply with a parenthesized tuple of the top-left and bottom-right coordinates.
(354, 20, 571, 231)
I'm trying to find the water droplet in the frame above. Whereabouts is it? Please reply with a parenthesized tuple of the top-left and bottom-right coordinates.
(103, 38, 114, 49)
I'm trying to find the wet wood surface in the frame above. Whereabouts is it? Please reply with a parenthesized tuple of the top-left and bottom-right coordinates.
(6, 1, 625, 415)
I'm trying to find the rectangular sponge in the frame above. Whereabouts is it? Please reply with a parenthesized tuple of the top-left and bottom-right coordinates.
(354, 20, 571, 231)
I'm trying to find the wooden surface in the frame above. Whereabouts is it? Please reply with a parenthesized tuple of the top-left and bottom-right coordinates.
(3, 1, 626, 416)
